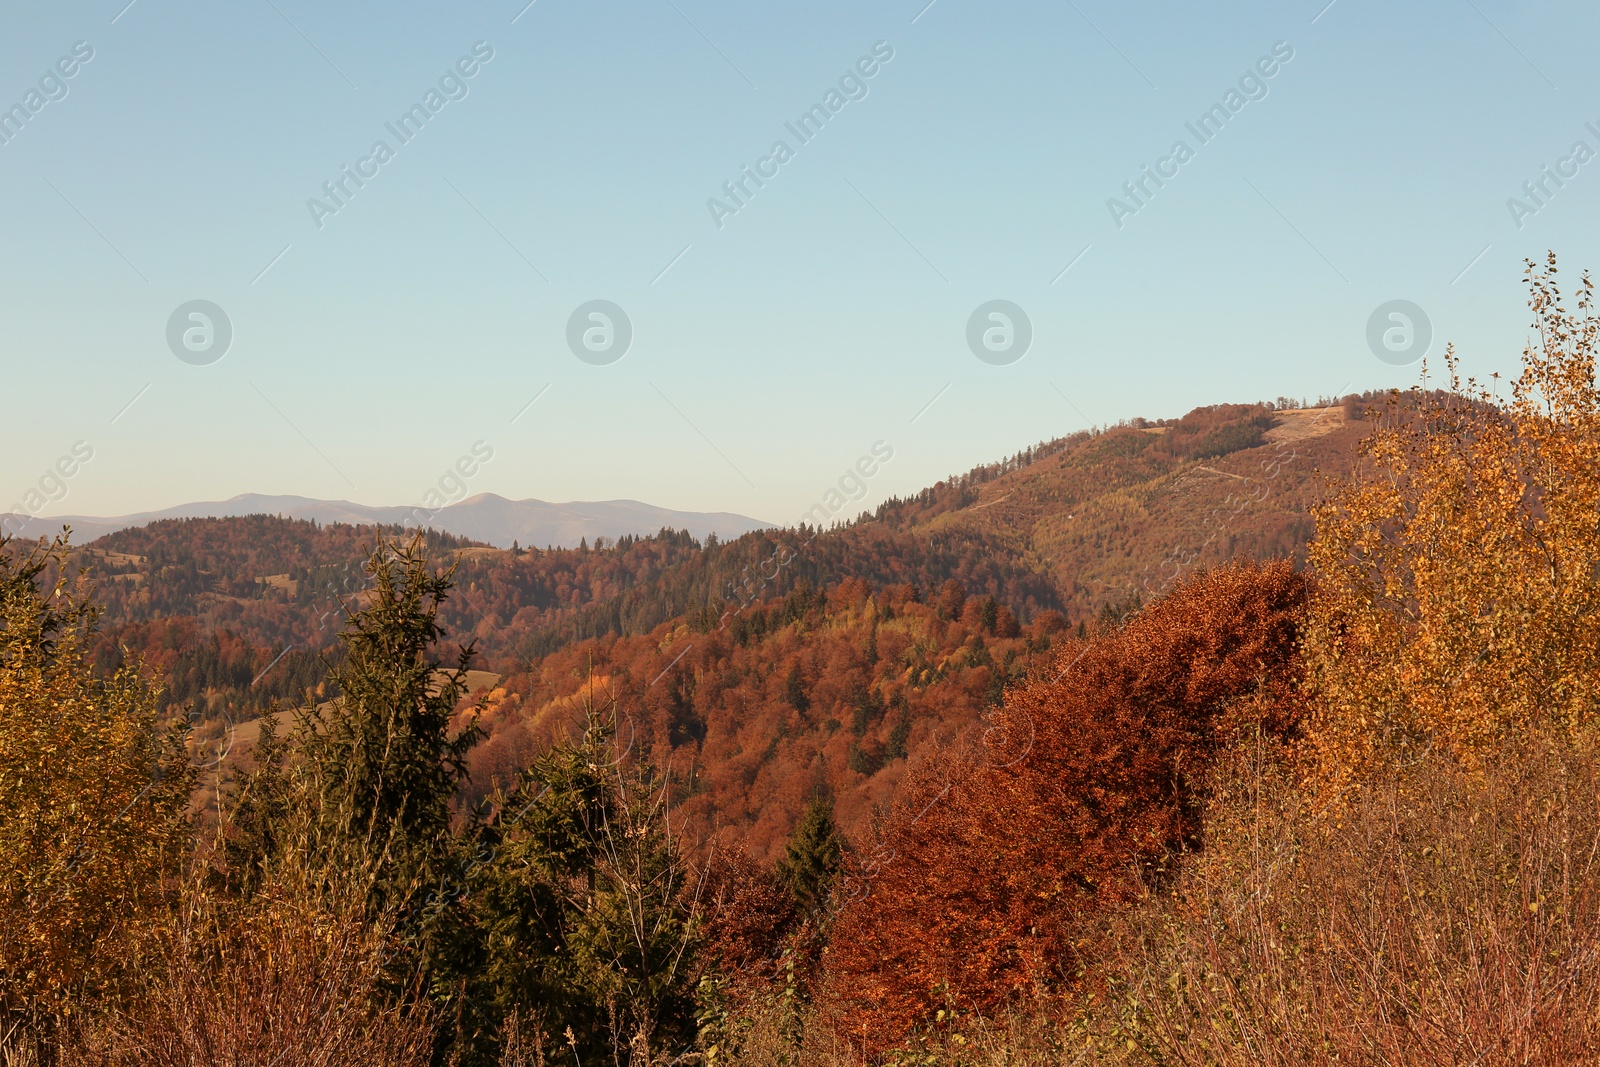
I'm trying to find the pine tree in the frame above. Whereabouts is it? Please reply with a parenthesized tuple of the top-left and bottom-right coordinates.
(472, 702, 700, 1065)
(784, 665, 810, 715)
(885, 706, 911, 760)
(776, 798, 844, 916)
(229, 535, 482, 921)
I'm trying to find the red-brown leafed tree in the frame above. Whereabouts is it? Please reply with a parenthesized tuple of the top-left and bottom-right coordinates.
(698, 847, 800, 990)
(820, 560, 1310, 1056)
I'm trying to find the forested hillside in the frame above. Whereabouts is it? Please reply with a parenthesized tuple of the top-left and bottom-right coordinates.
(72, 397, 1360, 672)
(469, 576, 1067, 861)
(45, 396, 1369, 858)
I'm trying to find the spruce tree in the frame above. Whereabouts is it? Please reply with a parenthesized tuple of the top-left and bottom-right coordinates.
(777, 798, 844, 916)
(784, 664, 810, 715)
(220, 537, 489, 1060)
(472, 704, 700, 1064)
(237, 535, 482, 917)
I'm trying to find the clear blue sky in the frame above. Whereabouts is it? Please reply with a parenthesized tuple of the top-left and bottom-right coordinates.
(4, 0, 1598, 527)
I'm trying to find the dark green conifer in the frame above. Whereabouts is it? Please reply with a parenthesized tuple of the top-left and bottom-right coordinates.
(294, 535, 481, 910)
(225, 535, 483, 921)
(784, 664, 810, 715)
(777, 798, 844, 916)
(472, 704, 700, 1063)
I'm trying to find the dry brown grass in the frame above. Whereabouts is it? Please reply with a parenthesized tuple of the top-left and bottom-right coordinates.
(48, 872, 435, 1067)
(1087, 729, 1600, 1065)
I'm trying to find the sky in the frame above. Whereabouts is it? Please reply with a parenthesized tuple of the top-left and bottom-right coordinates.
(3, 0, 1599, 529)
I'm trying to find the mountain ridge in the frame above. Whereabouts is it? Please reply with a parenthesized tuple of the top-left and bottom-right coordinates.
(1, 491, 774, 549)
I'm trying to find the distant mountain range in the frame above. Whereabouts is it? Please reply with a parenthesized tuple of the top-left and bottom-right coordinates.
(0, 493, 774, 549)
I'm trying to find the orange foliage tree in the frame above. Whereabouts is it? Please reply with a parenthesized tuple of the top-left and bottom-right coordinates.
(1304, 254, 1600, 786)
(820, 560, 1309, 1055)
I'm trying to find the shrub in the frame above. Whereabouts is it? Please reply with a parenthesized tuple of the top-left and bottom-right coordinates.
(0, 535, 192, 1030)
(62, 866, 435, 1067)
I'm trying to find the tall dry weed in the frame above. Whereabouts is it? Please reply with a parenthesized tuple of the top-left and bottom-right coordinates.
(57, 867, 435, 1067)
(1080, 730, 1600, 1065)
